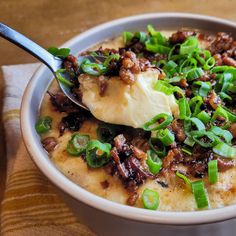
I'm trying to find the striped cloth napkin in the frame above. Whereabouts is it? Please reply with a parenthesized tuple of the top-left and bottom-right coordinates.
(0, 63, 95, 236)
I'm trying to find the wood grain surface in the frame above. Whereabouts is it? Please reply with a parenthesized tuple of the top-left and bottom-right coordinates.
(0, 0, 236, 202)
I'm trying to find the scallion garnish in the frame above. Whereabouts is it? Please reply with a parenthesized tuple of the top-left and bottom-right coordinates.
(142, 188, 160, 210)
(66, 134, 90, 156)
(191, 180, 209, 209)
(123, 31, 134, 44)
(192, 81, 212, 97)
(196, 111, 211, 124)
(86, 140, 111, 168)
(208, 160, 218, 184)
(156, 128, 175, 146)
(190, 130, 217, 148)
(179, 36, 198, 55)
(55, 69, 74, 87)
(149, 137, 167, 158)
(146, 150, 162, 174)
(213, 142, 236, 158)
(176, 171, 191, 185)
(178, 97, 191, 119)
(35, 116, 52, 134)
(143, 113, 173, 131)
(210, 126, 233, 144)
(48, 47, 70, 59)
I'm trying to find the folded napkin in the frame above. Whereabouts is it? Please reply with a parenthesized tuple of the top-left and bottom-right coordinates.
(0, 64, 95, 236)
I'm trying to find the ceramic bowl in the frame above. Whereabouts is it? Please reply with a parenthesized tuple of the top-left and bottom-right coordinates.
(21, 13, 236, 236)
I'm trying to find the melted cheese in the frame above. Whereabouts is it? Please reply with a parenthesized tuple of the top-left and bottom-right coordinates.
(79, 70, 179, 128)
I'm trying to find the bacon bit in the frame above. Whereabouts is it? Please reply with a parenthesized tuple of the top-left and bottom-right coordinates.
(42, 137, 57, 152)
(170, 119, 186, 142)
(131, 146, 147, 161)
(179, 78, 188, 88)
(217, 158, 235, 172)
(169, 31, 196, 44)
(213, 54, 223, 66)
(100, 180, 110, 189)
(127, 192, 139, 206)
(131, 137, 149, 152)
(223, 56, 236, 67)
(205, 91, 222, 110)
(229, 123, 236, 138)
(162, 150, 175, 169)
(110, 147, 129, 178)
(114, 134, 126, 152)
(98, 75, 108, 96)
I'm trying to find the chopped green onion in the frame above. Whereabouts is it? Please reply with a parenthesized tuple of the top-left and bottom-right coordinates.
(134, 32, 147, 43)
(184, 136, 195, 147)
(123, 31, 134, 43)
(208, 160, 218, 184)
(66, 140, 80, 156)
(146, 150, 162, 174)
(211, 106, 230, 129)
(103, 54, 120, 67)
(156, 128, 175, 146)
(86, 140, 111, 168)
(184, 117, 205, 134)
(176, 171, 191, 185)
(178, 97, 191, 119)
(142, 188, 159, 210)
(192, 81, 212, 97)
(163, 60, 178, 77)
(196, 111, 211, 124)
(143, 113, 173, 131)
(189, 96, 203, 117)
(186, 67, 204, 80)
(182, 147, 192, 156)
(210, 126, 233, 144)
(67, 134, 90, 156)
(96, 123, 118, 143)
(203, 57, 215, 70)
(179, 58, 197, 74)
(191, 180, 209, 209)
(55, 69, 74, 87)
(223, 107, 236, 122)
(35, 116, 52, 134)
(180, 37, 198, 55)
(213, 142, 236, 158)
(190, 130, 217, 148)
(211, 65, 234, 73)
(81, 59, 107, 76)
(149, 137, 167, 158)
(48, 47, 70, 59)
(154, 80, 184, 97)
(145, 42, 171, 54)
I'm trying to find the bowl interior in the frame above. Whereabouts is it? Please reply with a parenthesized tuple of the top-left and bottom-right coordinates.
(21, 13, 236, 225)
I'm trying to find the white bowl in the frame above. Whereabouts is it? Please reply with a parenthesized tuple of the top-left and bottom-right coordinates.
(21, 13, 236, 236)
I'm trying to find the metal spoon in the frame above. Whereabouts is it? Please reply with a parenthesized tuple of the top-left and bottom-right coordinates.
(0, 22, 89, 110)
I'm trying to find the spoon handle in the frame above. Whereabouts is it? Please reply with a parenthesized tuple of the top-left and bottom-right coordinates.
(0, 23, 60, 72)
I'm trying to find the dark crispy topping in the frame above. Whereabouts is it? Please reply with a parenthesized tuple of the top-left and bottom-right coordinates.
(217, 158, 235, 172)
(42, 137, 57, 152)
(156, 180, 169, 188)
(58, 111, 91, 136)
(48, 91, 81, 113)
(110, 134, 153, 192)
(127, 191, 139, 206)
(100, 180, 110, 189)
(169, 31, 196, 44)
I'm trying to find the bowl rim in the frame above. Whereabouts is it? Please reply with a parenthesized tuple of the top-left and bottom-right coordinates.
(21, 12, 236, 225)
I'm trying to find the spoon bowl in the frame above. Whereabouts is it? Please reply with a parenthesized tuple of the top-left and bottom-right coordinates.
(0, 22, 89, 110)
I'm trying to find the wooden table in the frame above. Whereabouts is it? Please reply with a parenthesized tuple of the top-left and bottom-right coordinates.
(1, 0, 236, 202)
